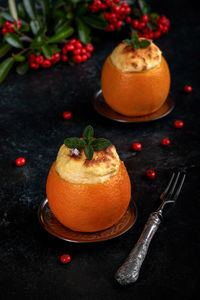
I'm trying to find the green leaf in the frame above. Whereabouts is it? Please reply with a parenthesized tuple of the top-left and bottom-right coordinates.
(83, 15, 107, 30)
(17, 3, 27, 19)
(77, 18, 91, 44)
(84, 145, 94, 160)
(0, 11, 14, 22)
(21, 24, 30, 32)
(64, 138, 85, 150)
(0, 57, 14, 83)
(54, 20, 71, 33)
(47, 27, 74, 44)
(30, 35, 46, 48)
(8, 0, 18, 21)
(91, 138, 112, 151)
(138, 0, 150, 14)
(76, 4, 88, 16)
(30, 19, 41, 35)
(4, 33, 23, 49)
(139, 40, 151, 48)
(41, 44, 53, 59)
(16, 60, 29, 75)
(83, 125, 94, 140)
(13, 54, 26, 62)
(149, 13, 159, 21)
(0, 44, 11, 58)
(41, 0, 50, 20)
(52, 9, 66, 19)
(23, 0, 36, 19)
(0, 16, 4, 27)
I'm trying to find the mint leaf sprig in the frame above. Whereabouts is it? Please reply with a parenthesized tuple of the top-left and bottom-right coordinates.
(64, 125, 112, 160)
(123, 31, 151, 50)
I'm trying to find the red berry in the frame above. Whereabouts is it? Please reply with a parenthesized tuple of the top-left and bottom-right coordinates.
(35, 55, 44, 64)
(138, 21, 146, 29)
(161, 138, 170, 146)
(16, 157, 26, 167)
(73, 55, 82, 64)
(4, 21, 10, 27)
(105, 0, 113, 6)
(115, 20, 122, 29)
(112, 6, 120, 13)
(62, 111, 72, 120)
(154, 30, 161, 38)
(125, 7, 131, 14)
(106, 24, 115, 31)
(146, 169, 156, 179)
(142, 14, 150, 23)
(184, 85, 192, 93)
(42, 59, 51, 68)
(66, 44, 75, 52)
(101, 3, 107, 10)
(86, 52, 91, 59)
(82, 54, 88, 62)
(81, 48, 87, 54)
(132, 20, 139, 28)
(73, 49, 81, 55)
(51, 52, 61, 64)
(30, 62, 40, 69)
(174, 120, 184, 128)
(69, 38, 76, 44)
(132, 142, 142, 151)
(114, 0, 120, 4)
(121, 1, 128, 8)
(126, 16, 131, 24)
(85, 43, 94, 53)
(62, 55, 68, 62)
(60, 254, 71, 264)
(29, 54, 35, 60)
(75, 41, 83, 49)
(162, 25, 169, 33)
(94, 0, 102, 7)
(119, 7, 126, 14)
(2, 27, 7, 35)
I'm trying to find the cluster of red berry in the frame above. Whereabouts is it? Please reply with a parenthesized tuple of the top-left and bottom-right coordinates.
(1, 20, 21, 35)
(62, 39, 94, 64)
(104, 1, 131, 31)
(29, 39, 94, 69)
(133, 14, 170, 39)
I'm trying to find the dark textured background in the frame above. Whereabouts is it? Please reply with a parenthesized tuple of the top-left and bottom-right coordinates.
(0, 0, 200, 299)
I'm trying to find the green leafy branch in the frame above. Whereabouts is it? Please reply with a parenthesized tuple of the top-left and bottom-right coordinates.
(64, 125, 112, 160)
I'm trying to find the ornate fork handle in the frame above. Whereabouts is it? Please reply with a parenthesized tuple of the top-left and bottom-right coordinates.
(115, 212, 161, 285)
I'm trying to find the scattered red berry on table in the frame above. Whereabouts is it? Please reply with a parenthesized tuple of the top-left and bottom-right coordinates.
(62, 111, 72, 120)
(132, 142, 142, 151)
(161, 138, 170, 146)
(174, 120, 184, 128)
(60, 254, 71, 264)
(16, 157, 26, 167)
(146, 170, 156, 179)
(184, 85, 192, 93)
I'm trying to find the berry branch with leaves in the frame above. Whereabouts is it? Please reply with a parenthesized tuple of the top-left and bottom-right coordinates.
(0, 0, 170, 83)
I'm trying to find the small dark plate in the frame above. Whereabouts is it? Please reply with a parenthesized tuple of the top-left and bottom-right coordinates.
(92, 90, 174, 123)
(38, 198, 137, 243)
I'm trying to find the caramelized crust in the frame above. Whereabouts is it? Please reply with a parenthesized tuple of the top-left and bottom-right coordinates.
(55, 144, 120, 184)
(110, 40, 162, 72)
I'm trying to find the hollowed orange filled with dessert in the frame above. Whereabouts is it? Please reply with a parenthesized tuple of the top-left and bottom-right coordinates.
(101, 34, 170, 117)
(46, 126, 131, 232)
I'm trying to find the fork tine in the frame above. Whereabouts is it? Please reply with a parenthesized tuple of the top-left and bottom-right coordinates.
(166, 172, 180, 200)
(173, 174, 186, 201)
(160, 173, 175, 199)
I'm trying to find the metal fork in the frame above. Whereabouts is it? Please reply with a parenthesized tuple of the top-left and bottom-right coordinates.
(115, 172, 186, 285)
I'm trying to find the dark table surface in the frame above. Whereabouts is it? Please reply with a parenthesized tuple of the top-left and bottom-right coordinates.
(1, 0, 200, 299)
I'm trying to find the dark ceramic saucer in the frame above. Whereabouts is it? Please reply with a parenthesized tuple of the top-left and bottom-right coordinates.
(92, 89, 174, 123)
(38, 198, 137, 243)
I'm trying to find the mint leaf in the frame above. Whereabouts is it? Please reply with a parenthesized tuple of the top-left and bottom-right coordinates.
(122, 39, 132, 46)
(83, 125, 94, 140)
(91, 138, 112, 151)
(139, 40, 151, 48)
(64, 137, 85, 149)
(84, 145, 94, 160)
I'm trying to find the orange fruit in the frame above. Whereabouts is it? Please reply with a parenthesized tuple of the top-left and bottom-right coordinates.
(101, 55, 170, 117)
(46, 160, 131, 232)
